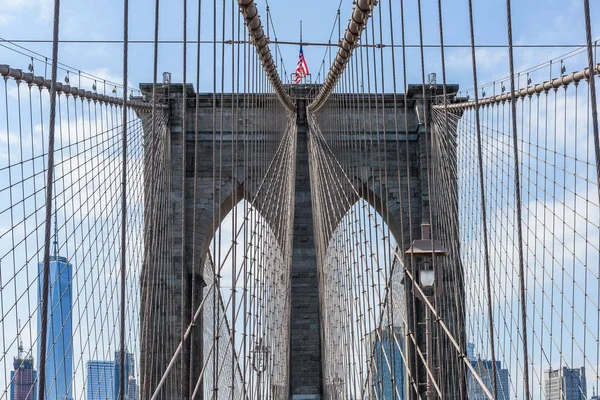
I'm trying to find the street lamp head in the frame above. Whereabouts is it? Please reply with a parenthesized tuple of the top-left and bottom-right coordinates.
(162, 72, 171, 86)
(419, 269, 435, 289)
(404, 223, 449, 257)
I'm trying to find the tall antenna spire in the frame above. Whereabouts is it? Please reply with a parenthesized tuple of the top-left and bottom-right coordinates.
(53, 208, 58, 258)
(17, 319, 23, 358)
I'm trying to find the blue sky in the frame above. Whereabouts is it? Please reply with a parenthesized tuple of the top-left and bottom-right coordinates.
(1, 0, 600, 398)
(1, 0, 598, 95)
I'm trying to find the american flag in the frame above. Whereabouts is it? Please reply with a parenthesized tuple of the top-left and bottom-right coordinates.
(294, 45, 309, 84)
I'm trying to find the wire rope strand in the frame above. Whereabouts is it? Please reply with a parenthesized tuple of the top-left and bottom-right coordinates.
(38, 1, 61, 399)
(189, 0, 203, 395)
(582, 0, 600, 205)
(504, 0, 531, 396)
(180, 0, 191, 395)
(465, 0, 499, 396)
(117, 0, 130, 399)
(416, 0, 447, 395)
(396, 0, 421, 391)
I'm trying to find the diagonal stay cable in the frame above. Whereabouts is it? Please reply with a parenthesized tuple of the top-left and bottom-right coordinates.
(149, 114, 296, 397)
(308, 112, 494, 398)
(307, 116, 443, 397)
(237, 0, 294, 111)
(308, 0, 378, 113)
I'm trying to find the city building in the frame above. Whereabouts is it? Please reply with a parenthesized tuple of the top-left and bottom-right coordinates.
(37, 237, 73, 400)
(10, 354, 37, 400)
(466, 342, 476, 362)
(545, 366, 587, 400)
(467, 358, 510, 399)
(86, 360, 115, 400)
(126, 376, 139, 400)
(86, 352, 138, 400)
(114, 350, 137, 400)
(370, 326, 406, 400)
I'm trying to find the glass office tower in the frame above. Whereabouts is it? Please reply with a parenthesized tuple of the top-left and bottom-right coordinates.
(87, 361, 115, 400)
(114, 350, 136, 399)
(370, 326, 406, 400)
(467, 358, 510, 399)
(37, 253, 73, 400)
(545, 367, 587, 400)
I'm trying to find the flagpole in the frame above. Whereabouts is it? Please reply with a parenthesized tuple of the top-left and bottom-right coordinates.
(300, 20, 302, 43)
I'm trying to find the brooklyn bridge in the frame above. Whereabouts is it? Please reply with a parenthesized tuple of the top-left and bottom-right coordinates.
(0, 0, 599, 399)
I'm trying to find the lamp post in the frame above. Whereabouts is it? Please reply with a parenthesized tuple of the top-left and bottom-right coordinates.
(405, 223, 448, 400)
(251, 338, 269, 399)
(419, 268, 436, 400)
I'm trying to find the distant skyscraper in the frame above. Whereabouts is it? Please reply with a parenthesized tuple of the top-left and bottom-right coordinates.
(466, 342, 476, 362)
(370, 326, 406, 400)
(10, 355, 37, 400)
(86, 361, 115, 400)
(467, 358, 510, 399)
(545, 367, 587, 400)
(126, 376, 139, 400)
(37, 243, 74, 400)
(114, 350, 136, 399)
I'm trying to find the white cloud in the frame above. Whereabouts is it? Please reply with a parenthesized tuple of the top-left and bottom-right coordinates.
(446, 48, 508, 75)
(38, 0, 52, 21)
(0, 0, 52, 22)
(0, 14, 14, 27)
(1, 0, 31, 10)
(84, 68, 133, 95)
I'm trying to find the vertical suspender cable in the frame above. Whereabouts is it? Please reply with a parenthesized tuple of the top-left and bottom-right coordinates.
(211, 0, 218, 395)
(436, 0, 469, 396)
(216, 0, 226, 392)
(142, 0, 160, 395)
(582, 0, 600, 204)
(181, 0, 190, 395)
(397, 0, 420, 391)
(416, 0, 448, 396)
(465, 0, 498, 397)
(385, 0, 416, 395)
(190, 0, 203, 396)
(504, 0, 531, 397)
(38, 1, 61, 399)
(118, 0, 130, 399)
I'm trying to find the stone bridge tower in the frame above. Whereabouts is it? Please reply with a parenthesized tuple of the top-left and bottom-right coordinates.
(138, 82, 464, 400)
